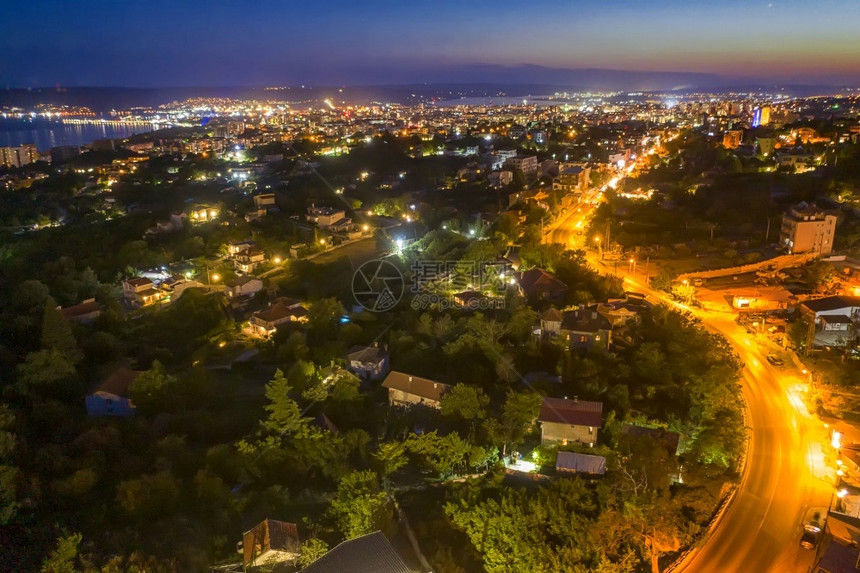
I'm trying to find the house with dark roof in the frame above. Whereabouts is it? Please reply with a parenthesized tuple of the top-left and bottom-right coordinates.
(539, 307, 564, 338)
(346, 345, 389, 381)
(234, 247, 266, 274)
(85, 367, 140, 417)
(122, 277, 167, 308)
(799, 295, 860, 347)
(300, 531, 410, 573)
(517, 268, 568, 304)
(561, 306, 613, 351)
(225, 275, 264, 298)
(242, 518, 301, 569)
(381, 371, 451, 409)
(539, 396, 603, 445)
(249, 298, 309, 337)
(60, 298, 102, 324)
(227, 239, 256, 255)
(556, 452, 607, 476)
(598, 299, 648, 327)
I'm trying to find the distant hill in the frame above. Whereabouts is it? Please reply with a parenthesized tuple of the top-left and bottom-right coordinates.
(0, 71, 852, 112)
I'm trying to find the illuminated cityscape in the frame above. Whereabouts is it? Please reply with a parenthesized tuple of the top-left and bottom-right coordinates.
(2, 2, 860, 572)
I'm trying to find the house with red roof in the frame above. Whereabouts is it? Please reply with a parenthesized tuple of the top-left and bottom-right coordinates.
(539, 396, 603, 446)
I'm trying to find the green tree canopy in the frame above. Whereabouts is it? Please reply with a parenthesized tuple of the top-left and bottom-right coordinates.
(327, 470, 393, 539)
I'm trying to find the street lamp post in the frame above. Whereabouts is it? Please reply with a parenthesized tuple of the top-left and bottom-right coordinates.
(681, 279, 693, 305)
(628, 258, 637, 275)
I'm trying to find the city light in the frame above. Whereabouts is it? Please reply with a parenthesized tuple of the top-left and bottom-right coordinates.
(832, 431, 843, 449)
(4, 22, 856, 571)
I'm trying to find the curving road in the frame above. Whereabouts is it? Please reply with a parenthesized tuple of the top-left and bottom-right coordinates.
(546, 205, 834, 572)
(623, 271, 832, 573)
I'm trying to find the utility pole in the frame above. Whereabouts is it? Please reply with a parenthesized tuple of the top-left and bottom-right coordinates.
(644, 257, 650, 284)
(605, 219, 611, 258)
(765, 217, 771, 242)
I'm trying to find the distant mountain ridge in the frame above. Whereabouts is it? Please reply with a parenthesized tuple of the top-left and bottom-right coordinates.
(409, 64, 729, 92)
(0, 71, 854, 112)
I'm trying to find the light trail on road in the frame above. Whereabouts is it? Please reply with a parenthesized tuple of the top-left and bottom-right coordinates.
(543, 193, 834, 572)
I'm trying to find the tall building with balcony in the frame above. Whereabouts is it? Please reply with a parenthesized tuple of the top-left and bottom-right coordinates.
(780, 203, 838, 256)
(0, 144, 39, 168)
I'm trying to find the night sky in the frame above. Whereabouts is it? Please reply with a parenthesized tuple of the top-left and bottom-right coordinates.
(2, 0, 859, 87)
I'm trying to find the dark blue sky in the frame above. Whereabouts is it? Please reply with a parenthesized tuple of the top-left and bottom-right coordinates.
(2, 0, 859, 87)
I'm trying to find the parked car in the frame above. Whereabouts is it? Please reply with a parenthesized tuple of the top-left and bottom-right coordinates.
(766, 355, 784, 366)
(800, 524, 822, 550)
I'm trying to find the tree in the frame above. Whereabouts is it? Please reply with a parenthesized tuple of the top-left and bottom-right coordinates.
(327, 470, 392, 539)
(14, 279, 51, 313)
(440, 385, 489, 423)
(16, 349, 76, 392)
(40, 297, 80, 363)
(444, 476, 599, 572)
(263, 369, 310, 437)
(373, 440, 408, 481)
(296, 538, 329, 568)
(0, 405, 18, 524)
(41, 531, 82, 573)
(128, 361, 177, 414)
(408, 431, 472, 478)
(115, 471, 180, 520)
(688, 407, 745, 470)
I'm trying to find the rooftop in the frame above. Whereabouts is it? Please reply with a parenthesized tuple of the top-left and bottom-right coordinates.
(556, 452, 607, 475)
(346, 345, 388, 363)
(539, 396, 603, 427)
(382, 371, 451, 403)
(243, 519, 300, 566)
(802, 296, 860, 313)
(89, 367, 140, 398)
(300, 531, 410, 573)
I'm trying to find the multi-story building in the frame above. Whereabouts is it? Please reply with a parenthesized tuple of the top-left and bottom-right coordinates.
(722, 130, 743, 149)
(121, 277, 167, 307)
(50, 145, 80, 165)
(780, 203, 838, 256)
(0, 144, 39, 168)
(490, 149, 517, 170)
(234, 247, 266, 273)
(504, 155, 538, 175)
(552, 164, 591, 194)
(307, 206, 346, 229)
(488, 170, 513, 189)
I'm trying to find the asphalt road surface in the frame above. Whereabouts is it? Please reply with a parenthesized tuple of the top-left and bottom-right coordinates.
(546, 203, 835, 572)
